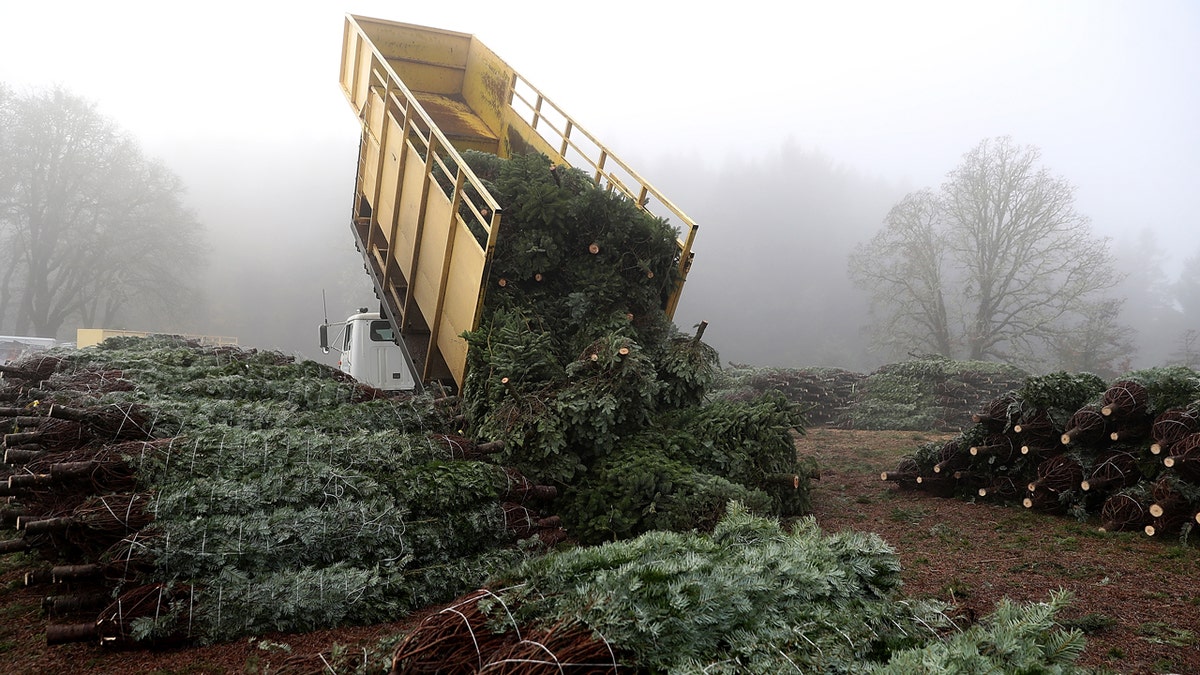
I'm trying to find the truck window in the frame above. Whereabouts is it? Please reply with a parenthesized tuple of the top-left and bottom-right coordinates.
(343, 323, 353, 351)
(369, 320, 395, 342)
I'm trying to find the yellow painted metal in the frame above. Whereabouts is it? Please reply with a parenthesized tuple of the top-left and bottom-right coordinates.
(339, 14, 698, 389)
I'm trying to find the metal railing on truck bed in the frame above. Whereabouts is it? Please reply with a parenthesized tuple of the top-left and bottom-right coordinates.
(339, 14, 698, 390)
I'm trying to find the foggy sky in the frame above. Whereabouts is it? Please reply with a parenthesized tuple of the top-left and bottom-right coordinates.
(1, 0, 1196, 366)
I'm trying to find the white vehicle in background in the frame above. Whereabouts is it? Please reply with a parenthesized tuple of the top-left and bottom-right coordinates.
(320, 310, 419, 392)
(0, 335, 57, 365)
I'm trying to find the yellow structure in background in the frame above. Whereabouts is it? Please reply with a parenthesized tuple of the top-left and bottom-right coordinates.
(76, 329, 238, 349)
(339, 15, 698, 390)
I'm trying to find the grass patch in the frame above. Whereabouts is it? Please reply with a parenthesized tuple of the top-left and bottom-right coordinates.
(939, 577, 971, 600)
(888, 506, 929, 524)
(1060, 613, 1117, 634)
(1136, 621, 1196, 647)
(928, 522, 971, 550)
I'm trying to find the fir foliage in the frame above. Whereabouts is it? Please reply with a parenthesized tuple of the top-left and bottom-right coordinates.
(487, 503, 943, 672)
(2, 337, 528, 645)
(457, 151, 806, 535)
(390, 504, 1087, 673)
(1119, 365, 1200, 415)
(872, 590, 1088, 674)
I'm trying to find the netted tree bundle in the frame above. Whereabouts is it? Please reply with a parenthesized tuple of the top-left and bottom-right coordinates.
(471, 620, 621, 675)
(1143, 474, 1197, 537)
(1151, 406, 1200, 455)
(429, 433, 504, 461)
(1120, 366, 1200, 416)
(99, 530, 160, 584)
(881, 457, 920, 486)
(1010, 405, 1061, 445)
(1100, 379, 1149, 419)
(977, 476, 1022, 501)
(15, 494, 156, 559)
(1098, 486, 1153, 532)
(394, 505, 952, 673)
(835, 356, 1028, 431)
(94, 582, 193, 646)
(2, 417, 87, 453)
(0, 353, 68, 382)
(0, 439, 175, 508)
(1060, 405, 1109, 447)
(710, 365, 865, 426)
(1016, 372, 1107, 425)
(76, 548, 528, 648)
(971, 394, 1018, 432)
(1080, 451, 1142, 494)
(968, 434, 1018, 462)
(1163, 433, 1200, 483)
(44, 402, 160, 443)
(1027, 454, 1084, 497)
(390, 588, 519, 674)
(175, 374, 383, 409)
(1148, 474, 1197, 517)
(157, 397, 448, 439)
(1107, 413, 1152, 443)
(931, 439, 971, 476)
(30, 368, 136, 400)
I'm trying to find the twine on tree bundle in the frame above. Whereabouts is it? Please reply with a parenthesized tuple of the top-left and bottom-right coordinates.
(1150, 408, 1200, 455)
(1100, 380, 1149, 418)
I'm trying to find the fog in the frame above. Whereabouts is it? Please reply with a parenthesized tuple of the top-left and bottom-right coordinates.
(1, 1, 1196, 370)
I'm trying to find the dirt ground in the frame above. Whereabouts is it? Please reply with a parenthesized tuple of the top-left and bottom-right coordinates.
(802, 428, 1200, 675)
(2, 428, 1198, 674)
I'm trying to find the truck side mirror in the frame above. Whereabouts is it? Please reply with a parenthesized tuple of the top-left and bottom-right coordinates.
(319, 324, 330, 353)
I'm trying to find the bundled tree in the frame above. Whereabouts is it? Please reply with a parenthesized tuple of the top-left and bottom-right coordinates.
(390, 504, 1086, 674)
(850, 136, 1128, 371)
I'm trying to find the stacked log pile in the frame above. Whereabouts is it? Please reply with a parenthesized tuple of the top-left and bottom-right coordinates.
(886, 366, 1200, 538)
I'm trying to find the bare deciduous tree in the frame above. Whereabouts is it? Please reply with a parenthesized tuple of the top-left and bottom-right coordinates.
(850, 136, 1127, 370)
(0, 86, 206, 338)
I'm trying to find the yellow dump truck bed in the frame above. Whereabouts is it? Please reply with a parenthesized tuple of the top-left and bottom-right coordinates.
(339, 14, 696, 390)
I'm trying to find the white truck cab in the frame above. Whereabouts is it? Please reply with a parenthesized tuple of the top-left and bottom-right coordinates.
(320, 310, 418, 392)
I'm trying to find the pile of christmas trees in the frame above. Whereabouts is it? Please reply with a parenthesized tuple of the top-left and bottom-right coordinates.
(715, 364, 866, 426)
(0, 151, 1097, 672)
(715, 356, 1029, 431)
(0, 151, 813, 648)
(886, 366, 1200, 537)
(389, 504, 1089, 674)
(0, 338, 550, 646)
(456, 152, 813, 544)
